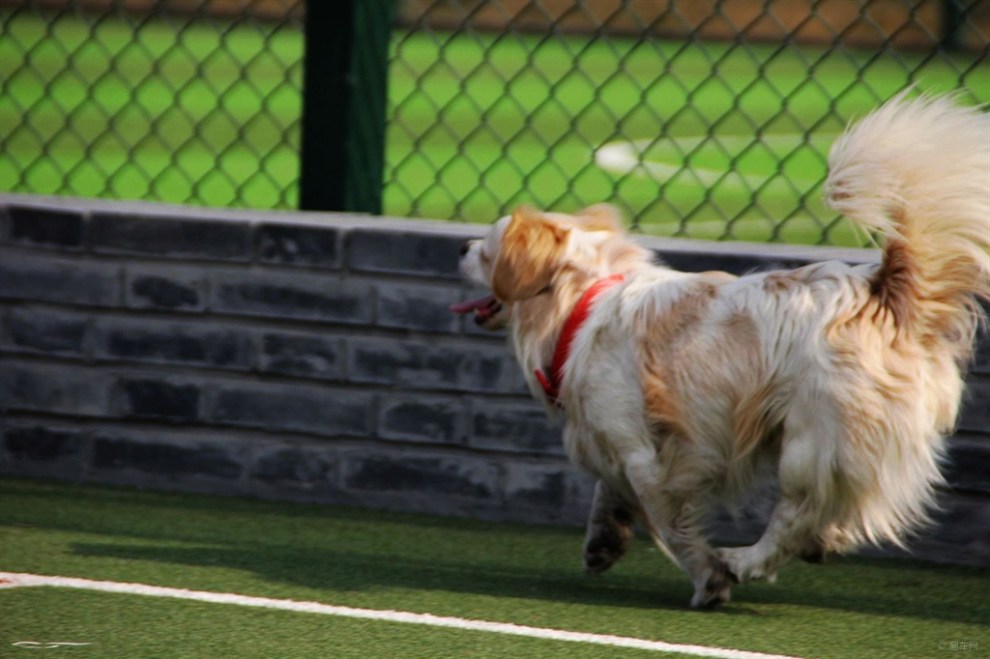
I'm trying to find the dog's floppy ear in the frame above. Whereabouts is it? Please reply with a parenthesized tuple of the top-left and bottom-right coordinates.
(576, 204, 624, 232)
(492, 206, 569, 302)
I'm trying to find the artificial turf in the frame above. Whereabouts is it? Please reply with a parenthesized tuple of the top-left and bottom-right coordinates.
(2, 10, 987, 245)
(4, 589, 700, 659)
(1, 477, 988, 658)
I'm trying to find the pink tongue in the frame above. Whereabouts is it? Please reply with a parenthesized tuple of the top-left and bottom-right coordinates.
(449, 295, 497, 314)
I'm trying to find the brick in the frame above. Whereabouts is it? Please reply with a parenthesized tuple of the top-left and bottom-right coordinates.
(378, 397, 464, 444)
(2, 307, 89, 357)
(864, 493, 990, 567)
(90, 212, 251, 261)
(348, 338, 518, 393)
(4, 204, 85, 249)
(94, 318, 252, 370)
(211, 384, 372, 437)
(944, 436, 990, 495)
(503, 462, 592, 516)
(343, 452, 498, 499)
(468, 401, 563, 454)
(256, 224, 340, 268)
(455, 326, 520, 393)
(92, 433, 243, 480)
(347, 230, 463, 280)
(958, 378, 990, 433)
(972, 325, 990, 376)
(250, 444, 338, 488)
(112, 377, 202, 422)
(0, 362, 108, 416)
(3, 424, 86, 464)
(655, 249, 807, 277)
(126, 267, 206, 311)
(211, 271, 373, 324)
(259, 332, 343, 380)
(376, 282, 461, 333)
(0, 253, 120, 307)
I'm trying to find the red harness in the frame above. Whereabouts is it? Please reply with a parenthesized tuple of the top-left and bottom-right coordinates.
(534, 274, 626, 406)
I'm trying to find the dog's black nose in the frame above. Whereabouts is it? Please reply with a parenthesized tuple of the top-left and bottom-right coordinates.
(460, 241, 471, 256)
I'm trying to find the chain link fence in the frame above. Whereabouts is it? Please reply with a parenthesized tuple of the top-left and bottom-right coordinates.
(0, 0, 304, 208)
(1, 1, 988, 245)
(387, 0, 990, 244)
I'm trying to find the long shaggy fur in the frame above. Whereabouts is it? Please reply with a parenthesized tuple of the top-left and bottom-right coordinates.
(827, 91, 990, 339)
(822, 92, 990, 549)
(455, 92, 990, 607)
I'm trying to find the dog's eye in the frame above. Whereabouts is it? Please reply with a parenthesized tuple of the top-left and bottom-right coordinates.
(480, 252, 492, 266)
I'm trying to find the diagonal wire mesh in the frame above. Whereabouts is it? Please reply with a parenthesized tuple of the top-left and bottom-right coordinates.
(0, 1, 304, 209)
(386, 0, 990, 245)
(0, 1, 987, 245)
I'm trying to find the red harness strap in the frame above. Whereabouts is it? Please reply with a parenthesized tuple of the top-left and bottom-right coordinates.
(535, 274, 626, 406)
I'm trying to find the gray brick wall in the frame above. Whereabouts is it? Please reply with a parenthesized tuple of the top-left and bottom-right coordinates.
(1, 195, 988, 566)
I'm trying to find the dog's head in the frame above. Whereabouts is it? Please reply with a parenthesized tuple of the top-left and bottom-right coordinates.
(451, 205, 647, 330)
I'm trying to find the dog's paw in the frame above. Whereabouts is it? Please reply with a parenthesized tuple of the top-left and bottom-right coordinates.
(583, 522, 633, 575)
(689, 558, 737, 609)
(716, 547, 776, 584)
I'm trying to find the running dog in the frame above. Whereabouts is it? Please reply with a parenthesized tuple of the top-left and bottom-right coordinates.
(452, 92, 989, 607)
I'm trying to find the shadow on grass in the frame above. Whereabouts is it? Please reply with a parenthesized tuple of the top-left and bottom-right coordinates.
(66, 537, 990, 628)
(68, 541, 696, 612)
(3, 478, 989, 627)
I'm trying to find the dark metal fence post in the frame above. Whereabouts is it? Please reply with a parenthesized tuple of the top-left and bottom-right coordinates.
(300, 0, 393, 213)
(939, 0, 965, 52)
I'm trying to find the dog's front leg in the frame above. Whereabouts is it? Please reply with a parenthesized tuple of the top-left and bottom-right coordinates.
(623, 452, 733, 609)
(582, 480, 638, 574)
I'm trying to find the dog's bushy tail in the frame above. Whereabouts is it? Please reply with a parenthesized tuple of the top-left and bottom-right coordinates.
(826, 91, 990, 346)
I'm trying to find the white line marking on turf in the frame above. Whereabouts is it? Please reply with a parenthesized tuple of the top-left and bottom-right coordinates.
(595, 134, 836, 187)
(0, 572, 801, 659)
(596, 138, 765, 187)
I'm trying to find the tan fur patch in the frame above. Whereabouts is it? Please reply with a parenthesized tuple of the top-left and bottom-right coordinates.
(732, 380, 781, 459)
(699, 271, 736, 284)
(708, 311, 775, 458)
(492, 207, 569, 302)
(574, 204, 623, 232)
(639, 286, 771, 458)
(638, 281, 723, 438)
(763, 271, 805, 294)
(870, 237, 919, 329)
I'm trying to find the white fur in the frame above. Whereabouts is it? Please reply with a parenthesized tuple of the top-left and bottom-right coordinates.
(456, 93, 990, 608)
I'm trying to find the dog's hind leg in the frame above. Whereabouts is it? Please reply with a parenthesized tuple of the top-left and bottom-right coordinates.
(582, 480, 638, 574)
(719, 430, 836, 583)
(623, 450, 734, 609)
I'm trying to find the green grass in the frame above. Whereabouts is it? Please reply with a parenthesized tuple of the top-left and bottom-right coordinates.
(5, 589, 700, 659)
(1, 10, 988, 245)
(1, 478, 988, 658)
